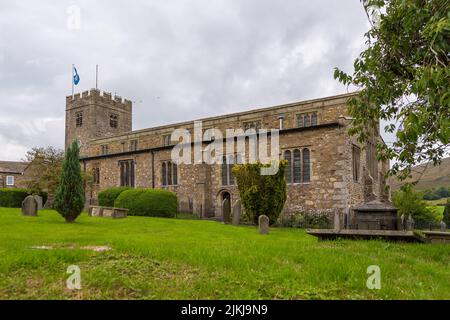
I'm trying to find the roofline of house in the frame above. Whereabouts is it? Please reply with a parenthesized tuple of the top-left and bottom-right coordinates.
(80, 122, 341, 161)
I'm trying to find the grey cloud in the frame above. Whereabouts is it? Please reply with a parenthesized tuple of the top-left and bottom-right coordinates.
(0, 0, 371, 160)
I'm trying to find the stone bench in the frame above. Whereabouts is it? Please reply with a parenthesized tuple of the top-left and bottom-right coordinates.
(89, 206, 128, 219)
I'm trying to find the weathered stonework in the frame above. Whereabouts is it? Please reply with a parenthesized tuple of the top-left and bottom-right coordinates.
(68, 90, 389, 218)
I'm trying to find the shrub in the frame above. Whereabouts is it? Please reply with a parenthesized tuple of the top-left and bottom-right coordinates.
(98, 187, 131, 207)
(0, 189, 47, 208)
(392, 185, 437, 223)
(0, 189, 30, 207)
(54, 140, 85, 222)
(280, 211, 331, 229)
(233, 160, 287, 225)
(114, 188, 177, 218)
(443, 199, 450, 225)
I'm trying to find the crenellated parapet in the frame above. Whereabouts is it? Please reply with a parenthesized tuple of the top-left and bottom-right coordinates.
(65, 88, 133, 152)
(66, 89, 132, 110)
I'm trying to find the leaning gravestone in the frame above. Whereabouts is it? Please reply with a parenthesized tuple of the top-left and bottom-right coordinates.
(232, 200, 241, 226)
(33, 195, 43, 211)
(222, 198, 231, 223)
(22, 195, 38, 217)
(258, 215, 270, 234)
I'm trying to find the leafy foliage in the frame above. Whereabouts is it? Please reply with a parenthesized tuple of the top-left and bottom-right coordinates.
(114, 188, 177, 218)
(98, 187, 131, 207)
(423, 186, 450, 200)
(280, 211, 331, 229)
(334, 0, 450, 182)
(53, 141, 85, 222)
(0, 189, 30, 208)
(392, 185, 437, 223)
(443, 199, 450, 225)
(233, 161, 288, 225)
(0, 189, 47, 208)
(22, 146, 64, 195)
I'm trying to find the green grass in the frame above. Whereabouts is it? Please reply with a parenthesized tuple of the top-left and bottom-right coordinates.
(0, 208, 449, 300)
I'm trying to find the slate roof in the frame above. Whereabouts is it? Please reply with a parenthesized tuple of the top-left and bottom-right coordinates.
(0, 161, 29, 174)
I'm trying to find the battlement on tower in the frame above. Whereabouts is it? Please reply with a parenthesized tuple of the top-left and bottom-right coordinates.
(65, 88, 133, 152)
(66, 88, 132, 110)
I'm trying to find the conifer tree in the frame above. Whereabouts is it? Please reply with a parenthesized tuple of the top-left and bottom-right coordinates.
(54, 140, 85, 222)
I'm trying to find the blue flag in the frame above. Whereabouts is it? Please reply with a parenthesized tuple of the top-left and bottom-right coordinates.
(73, 66, 80, 85)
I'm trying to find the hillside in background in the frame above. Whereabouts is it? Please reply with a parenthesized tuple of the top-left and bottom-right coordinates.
(390, 157, 450, 191)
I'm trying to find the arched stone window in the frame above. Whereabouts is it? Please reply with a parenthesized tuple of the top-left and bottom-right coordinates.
(173, 163, 178, 185)
(162, 162, 167, 186)
(302, 148, 311, 182)
(167, 161, 172, 186)
(162, 161, 178, 186)
(284, 150, 292, 183)
(221, 155, 236, 186)
(293, 149, 301, 183)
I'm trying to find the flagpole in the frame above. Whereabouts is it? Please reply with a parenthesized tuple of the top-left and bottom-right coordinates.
(96, 64, 98, 90)
(72, 64, 74, 97)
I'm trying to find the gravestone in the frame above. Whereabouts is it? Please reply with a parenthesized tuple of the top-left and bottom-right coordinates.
(258, 215, 269, 234)
(178, 195, 191, 214)
(334, 211, 341, 231)
(232, 200, 241, 226)
(222, 198, 231, 223)
(440, 221, 447, 232)
(400, 214, 405, 230)
(406, 215, 415, 231)
(33, 195, 43, 211)
(22, 195, 38, 217)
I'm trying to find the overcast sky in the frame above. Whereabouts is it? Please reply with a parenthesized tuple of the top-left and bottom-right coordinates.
(0, 0, 381, 161)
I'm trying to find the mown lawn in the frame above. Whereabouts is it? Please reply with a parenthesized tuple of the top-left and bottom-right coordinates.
(0, 208, 449, 300)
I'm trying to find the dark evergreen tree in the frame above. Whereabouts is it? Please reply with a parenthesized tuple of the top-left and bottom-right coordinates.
(53, 141, 85, 222)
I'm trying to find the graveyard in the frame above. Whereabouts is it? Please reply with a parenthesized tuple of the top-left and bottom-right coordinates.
(0, 207, 448, 300)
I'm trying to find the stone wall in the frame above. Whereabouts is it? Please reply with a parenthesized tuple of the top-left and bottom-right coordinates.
(80, 92, 389, 218)
(65, 89, 132, 156)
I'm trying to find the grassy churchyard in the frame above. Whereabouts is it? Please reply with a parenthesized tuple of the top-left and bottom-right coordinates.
(0, 207, 449, 300)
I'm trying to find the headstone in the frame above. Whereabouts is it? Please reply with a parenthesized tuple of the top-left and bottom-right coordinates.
(33, 195, 43, 210)
(344, 209, 349, 229)
(258, 215, 270, 234)
(232, 200, 241, 226)
(222, 198, 231, 223)
(334, 212, 341, 231)
(178, 195, 191, 214)
(22, 195, 38, 217)
(400, 214, 405, 230)
(440, 221, 447, 232)
(406, 215, 414, 231)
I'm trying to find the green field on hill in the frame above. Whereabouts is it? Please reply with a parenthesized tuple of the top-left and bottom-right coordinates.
(0, 208, 449, 300)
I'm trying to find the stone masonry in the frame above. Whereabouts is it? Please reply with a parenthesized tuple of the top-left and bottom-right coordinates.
(66, 90, 390, 218)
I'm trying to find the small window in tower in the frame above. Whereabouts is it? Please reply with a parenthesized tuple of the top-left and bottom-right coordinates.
(101, 145, 109, 155)
(130, 140, 138, 151)
(110, 114, 118, 128)
(162, 134, 171, 146)
(75, 112, 83, 127)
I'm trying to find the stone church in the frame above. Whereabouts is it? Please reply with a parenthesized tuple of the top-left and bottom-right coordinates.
(66, 89, 389, 218)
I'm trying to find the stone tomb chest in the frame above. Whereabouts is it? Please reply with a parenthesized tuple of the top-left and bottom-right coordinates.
(351, 200, 398, 230)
